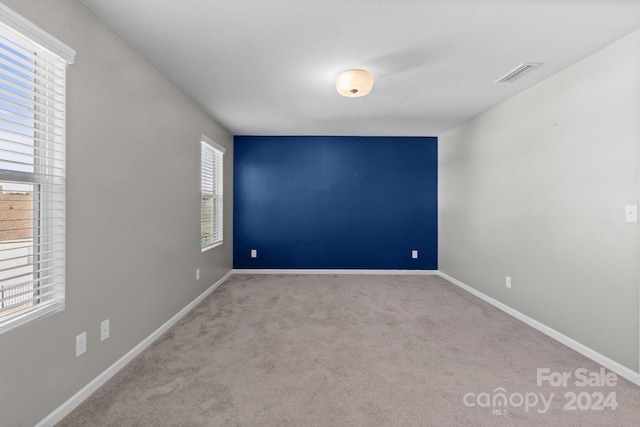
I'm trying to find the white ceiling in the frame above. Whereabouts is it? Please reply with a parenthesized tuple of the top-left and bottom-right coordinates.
(80, 0, 640, 137)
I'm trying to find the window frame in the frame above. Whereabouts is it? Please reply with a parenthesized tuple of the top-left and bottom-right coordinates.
(0, 4, 74, 334)
(200, 135, 225, 252)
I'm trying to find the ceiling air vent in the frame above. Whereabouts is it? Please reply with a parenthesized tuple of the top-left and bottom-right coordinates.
(494, 63, 540, 83)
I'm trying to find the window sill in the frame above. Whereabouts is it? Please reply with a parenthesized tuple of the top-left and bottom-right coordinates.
(201, 241, 223, 252)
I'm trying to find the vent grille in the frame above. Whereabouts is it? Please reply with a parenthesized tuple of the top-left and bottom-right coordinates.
(495, 63, 540, 83)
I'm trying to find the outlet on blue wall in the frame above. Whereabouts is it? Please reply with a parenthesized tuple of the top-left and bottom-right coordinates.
(233, 135, 437, 270)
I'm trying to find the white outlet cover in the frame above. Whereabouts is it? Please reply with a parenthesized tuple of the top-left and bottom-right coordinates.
(251, 249, 257, 258)
(76, 332, 87, 357)
(101, 319, 110, 341)
(625, 204, 638, 223)
(506, 276, 512, 289)
(411, 250, 418, 259)
(196, 268, 200, 281)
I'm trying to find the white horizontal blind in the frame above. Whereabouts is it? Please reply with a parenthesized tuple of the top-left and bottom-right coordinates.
(201, 136, 224, 250)
(0, 12, 73, 333)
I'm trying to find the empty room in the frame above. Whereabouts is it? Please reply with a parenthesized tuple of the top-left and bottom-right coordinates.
(0, 0, 639, 426)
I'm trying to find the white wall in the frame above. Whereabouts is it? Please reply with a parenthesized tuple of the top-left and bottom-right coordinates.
(0, 1, 233, 425)
(440, 30, 640, 371)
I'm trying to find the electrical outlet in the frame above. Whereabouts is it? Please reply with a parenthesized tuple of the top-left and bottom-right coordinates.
(196, 268, 200, 281)
(411, 250, 418, 259)
(251, 249, 257, 258)
(506, 276, 512, 289)
(76, 332, 87, 357)
(625, 204, 638, 223)
(101, 319, 110, 341)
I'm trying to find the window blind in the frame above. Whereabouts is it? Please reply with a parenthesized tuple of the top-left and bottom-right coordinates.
(0, 8, 74, 333)
(201, 136, 224, 250)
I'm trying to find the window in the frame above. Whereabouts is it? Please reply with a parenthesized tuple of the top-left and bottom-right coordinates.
(201, 135, 224, 250)
(0, 4, 74, 333)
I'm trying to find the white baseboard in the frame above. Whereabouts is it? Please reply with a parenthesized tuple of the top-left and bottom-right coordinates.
(438, 271, 640, 387)
(36, 270, 233, 427)
(232, 268, 439, 275)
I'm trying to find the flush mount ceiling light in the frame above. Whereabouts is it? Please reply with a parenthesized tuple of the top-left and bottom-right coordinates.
(335, 69, 374, 97)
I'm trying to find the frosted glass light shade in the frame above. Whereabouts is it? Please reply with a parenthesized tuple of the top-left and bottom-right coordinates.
(336, 69, 374, 97)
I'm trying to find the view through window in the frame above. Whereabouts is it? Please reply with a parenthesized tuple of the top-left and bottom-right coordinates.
(0, 35, 37, 318)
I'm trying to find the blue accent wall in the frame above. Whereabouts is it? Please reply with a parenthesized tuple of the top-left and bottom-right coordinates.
(233, 136, 438, 270)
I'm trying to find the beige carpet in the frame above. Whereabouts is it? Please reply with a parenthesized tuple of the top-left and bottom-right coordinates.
(59, 274, 640, 426)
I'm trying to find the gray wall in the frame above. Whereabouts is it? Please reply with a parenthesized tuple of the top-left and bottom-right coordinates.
(0, 1, 233, 425)
(440, 30, 640, 371)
